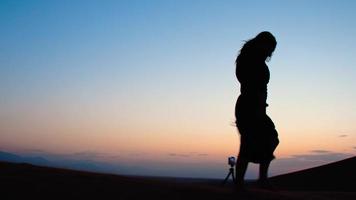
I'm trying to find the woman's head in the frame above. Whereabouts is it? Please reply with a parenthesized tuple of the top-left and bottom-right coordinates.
(237, 31, 277, 62)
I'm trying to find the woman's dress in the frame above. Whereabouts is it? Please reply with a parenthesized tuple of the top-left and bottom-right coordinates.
(235, 58, 279, 163)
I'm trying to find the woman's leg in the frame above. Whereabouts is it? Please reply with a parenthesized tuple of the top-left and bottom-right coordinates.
(235, 157, 248, 187)
(258, 161, 274, 189)
(259, 161, 270, 182)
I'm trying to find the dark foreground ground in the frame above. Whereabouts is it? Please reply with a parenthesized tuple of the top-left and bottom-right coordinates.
(0, 156, 355, 200)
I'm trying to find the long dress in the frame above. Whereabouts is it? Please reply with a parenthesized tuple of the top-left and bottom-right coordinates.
(235, 58, 279, 163)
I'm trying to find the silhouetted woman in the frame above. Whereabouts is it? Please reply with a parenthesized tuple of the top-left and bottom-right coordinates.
(235, 31, 279, 188)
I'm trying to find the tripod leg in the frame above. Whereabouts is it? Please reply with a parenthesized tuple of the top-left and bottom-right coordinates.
(222, 171, 232, 185)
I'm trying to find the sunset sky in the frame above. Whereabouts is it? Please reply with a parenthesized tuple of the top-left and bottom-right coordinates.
(1, 0, 355, 179)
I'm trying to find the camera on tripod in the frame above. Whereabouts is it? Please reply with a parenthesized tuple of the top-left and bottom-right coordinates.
(222, 156, 236, 185)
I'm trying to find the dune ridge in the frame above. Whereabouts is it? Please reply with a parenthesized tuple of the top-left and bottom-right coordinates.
(0, 156, 355, 200)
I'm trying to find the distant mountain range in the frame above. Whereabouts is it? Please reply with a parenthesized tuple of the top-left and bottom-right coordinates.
(0, 150, 128, 175)
(0, 151, 51, 166)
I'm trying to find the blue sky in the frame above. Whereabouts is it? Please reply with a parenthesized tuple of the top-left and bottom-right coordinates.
(1, 0, 356, 178)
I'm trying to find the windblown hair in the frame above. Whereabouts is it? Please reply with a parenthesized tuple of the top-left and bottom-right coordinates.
(235, 31, 277, 64)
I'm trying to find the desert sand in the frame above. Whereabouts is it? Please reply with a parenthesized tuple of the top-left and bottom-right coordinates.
(0, 156, 355, 200)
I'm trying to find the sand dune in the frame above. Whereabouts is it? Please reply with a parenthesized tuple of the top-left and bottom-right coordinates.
(0, 157, 355, 200)
(270, 156, 356, 191)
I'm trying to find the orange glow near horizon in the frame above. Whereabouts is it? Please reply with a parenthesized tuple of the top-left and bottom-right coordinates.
(1, 117, 354, 162)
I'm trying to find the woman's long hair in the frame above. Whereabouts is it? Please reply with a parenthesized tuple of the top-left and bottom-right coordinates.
(236, 31, 277, 64)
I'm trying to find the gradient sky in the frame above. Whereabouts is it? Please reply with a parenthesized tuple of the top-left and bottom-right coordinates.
(1, 0, 356, 179)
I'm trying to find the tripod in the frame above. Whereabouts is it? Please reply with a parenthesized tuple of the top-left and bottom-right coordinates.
(222, 166, 236, 185)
